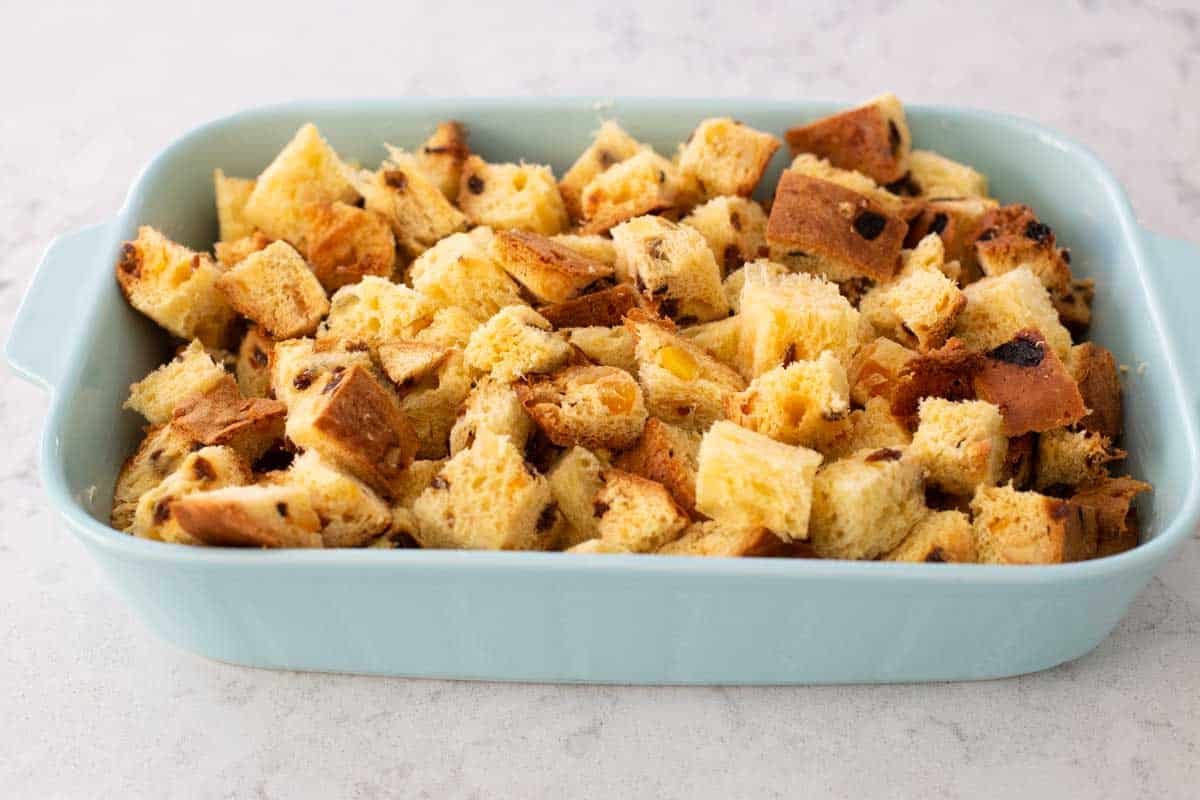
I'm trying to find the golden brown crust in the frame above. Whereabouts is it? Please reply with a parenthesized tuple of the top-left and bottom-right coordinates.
(1052, 278, 1094, 335)
(1068, 342, 1122, 439)
(972, 329, 1087, 436)
(490, 229, 613, 303)
(968, 204, 1073, 292)
(170, 487, 323, 548)
(785, 104, 906, 184)
(377, 341, 452, 388)
(613, 418, 699, 515)
(1004, 432, 1038, 491)
(171, 375, 286, 463)
(538, 283, 641, 329)
(235, 324, 274, 399)
(214, 231, 273, 267)
(1069, 476, 1150, 558)
(889, 338, 985, 424)
(416, 120, 470, 201)
(300, 201, 396, 291)
(515, 365, 646, 450)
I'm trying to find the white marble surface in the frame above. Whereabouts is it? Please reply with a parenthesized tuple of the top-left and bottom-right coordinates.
(3, 1, 1199, 797)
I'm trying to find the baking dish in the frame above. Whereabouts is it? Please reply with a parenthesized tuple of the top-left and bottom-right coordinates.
(7, 98, 1200, 684)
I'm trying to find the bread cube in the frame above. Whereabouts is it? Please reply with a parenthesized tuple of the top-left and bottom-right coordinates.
(298, 201, 396, 291)
(594, 470, 689, 553)
(859, 234, 966, 351)
(234, 325, 273, 398)
(676, 117, 781, 198)
(737, 262, 861, 377)
(464, 305, 571, 382)
(116, 226, 238, 348)
(611, 215, 729, 323)
(1069, 476, 1150, 558)
(625, 311, 746, 430)
(403, 349, 474, 459)
(726, 351, 851, 449)
(269, 337, 376, 408)
(349, 148, 467, 257)
(613, 417, 701, 514)
(695, 421, 823, 540)
(412, 429, 558, 550)
(973, 329, 1087, 435)
(809, 447, 926, 559)
(128, 446, 251, 543)
(787, 153, 906, 216)
(905, 196, 998, 270)
(489, 229, 613, 303)
(170, 374, 286, 464)
(1034, 428, 1124, 492)
(550, 233, 618, 266)
(285, 365, 418, 497)
(111, 423, 199, 530)
(124, 340, 228, 424)
(681, 315, 741, 367)
(1067, 342, 1122, 439)
(681, 196, 769, 275)
(416, 120, 470, 201)
(785, 93, 911, 184)
(580, 148, 682, 234)
(377, 341, 451, 387)
(722, 260, 787, 313)
(319, 276, 440, 352)
(215, 241, 329, 339)
(516, 365, 647, 450)
(972, 204, 1072, 292)
(971, 484, 1093, 564)
(458, 156, 568, 234)
(448, 375, 534, 456)
(169, 485, 323, 548)
(848, 337, 918, 407)
(909, 398, 1008, 496)
(213, 169, 256, 242)
(1051, 278, 1094, 336)
(658, 520, 814, 558)
(566, 325, 639, 375)
(242, 123, 358, 244)
(547, 446, 609, 546)
(823, 396, 912, 460)
(558, 120, 644, 220)
(540, 284, 641, 329)
(955, 267, 1073, 361)
(906, 150, 989, 199)
(284, 450, 391, 547)
(566, 538, 631, 554)
(408, 231, 525, 321)
(413, 306, 479, 349)
(884, 510, 977, 563)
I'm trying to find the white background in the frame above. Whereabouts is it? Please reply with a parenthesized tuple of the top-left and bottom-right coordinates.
(2, 1, 1198, 797)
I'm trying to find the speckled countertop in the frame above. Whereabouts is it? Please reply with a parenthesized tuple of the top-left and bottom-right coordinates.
(3, 1, 1198, 797)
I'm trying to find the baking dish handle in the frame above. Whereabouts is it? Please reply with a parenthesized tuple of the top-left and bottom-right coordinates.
(1140, 228, 1200, 388)
(5, 222, 113, 392)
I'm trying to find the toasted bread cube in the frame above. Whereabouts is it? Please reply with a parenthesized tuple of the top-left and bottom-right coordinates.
(402, 349, 473, 459)
(111, 424, 199, 530)
(547, 446, 609, 546)
(377, 341, 451, 387)
(285, 366, 418, 496)
(214, 231, 273, 268)
(349, 149, 467, 257)
(1070, 476, 1149, 558)
(297, 201, 396, 291)
(1068, 342, 1122, 439)
(242, 123, 358, 244)
(1051, 278, 1094, 336)
(284, 450, 391, 547)
(115, 227, 238, 348)
(124, 340, 228, 425)
(558, 120, 644, 220)
(767, 171, 908, 282)
(489, 229, 613, 303)
(464, 305, 571, 382)
(973, 329, 1087, 435)
(594, 470, 689, 553)
(972, 484, 1093, 564)
(171, 485, 322, 548)
(955, 267, 1072, 361)
(580, 149, 682, 234)
(391, 458, 447, 510)
(677, 118, 781, 198)
(884, 510, 977, 562)
(170, 374, 286, 463)
(785, 93, 911, 184)
(906, 150, 989, 199)
(848, 337, 918, 407)
(737, 262, 861, 377)
(613, 417, 701, 514)
(566, 325, 639, 375)
(540, 284, 642, 329)
(516, 365, 647, 450)
(809, 447, 926, 559)
(408, 231, 524, 321)
(413, 429, 558, 550)
(906, 197, 999, 274)
(722, 260, 787, 313)
(213, 169, 256, 242)
(658, 520, 813, 557)
(448, 375, 534, 456)
(235, 325, 274, 398)
(626, 311, 746, 430)
(566, 538, 631, 554)
(318, 276, 440, 352)
(971, 204, 1072, 292)
(823, 396, 912, 460)
(128, 446, 251, 543)
(909, 398, 1008, 496)
(681, 315, 741, 367)
(681, 196, 769, 275)
(787, 153, 906, 216)
(413, 306, 479, 349)
(726, 351, 851, 449)
(1035, 428, 1124, 492)
(550, 233, 618, 266)
(860, 234, 966, 351)
(416, 120, 470, 201)
(695, 421, 823, 540)
(611, 215, 728, 323)
(269, 337, 376, 408)
(458, 156, 568, 234)
(216, 241, 329, 339)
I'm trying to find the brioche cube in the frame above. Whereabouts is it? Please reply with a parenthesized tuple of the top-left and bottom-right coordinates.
(516, 365, 647, 450)
(787, 153, 906, 216)
(625, 312, 746, 430)
(489, 229, 613, 303)
(214, 231, 273, 268)
(809, 447, 926, 559)
(1070, 477, 1150, 558)
(1068, 342, 1122, 439)
(784, 92, 911, 184)
(884, 510, 977, 563)
(594, 470, 689, 553)
(955, 267, 1072, 361)
(566, 325, 639, 375)
(550, 233, 618, 266)
(448, 375, 534, 456)
(611, 215, 728, 323)
(269, 337, 376, 408)
(170, 485, 323, 548)
(1051, 278, 1095, 336)
(722, 260, 787, 313)
(111, 423, 199, 530)
(566, 538, 631, 554)
(115, 227, 238, 348)
(681, 315, 741, 367)
(540, 284, 642, 329)
(972, 205, 1072, 292)
(235, 325, 273, 398)
(214, 169, 256, 242)
(412, 429, 558, 550)
(457, 156, 568, 234)
(319, 276, 440, 352)
(823, 396, 912, 460)
(284, 450, 391, 547)
(1035, 428, 1124, 492)
(973, 329, 1086, 435)
(547, 446, 609, 546)
(658, 520, 813, 558)
(681, 196, 769, 275)
(128, 446, 251, 543)
(124, 340, 228, 424)
(737, 262, 861, 377)
(404, 349, 474, 459)
(297, 201, 396, 291)
(349, 148, 467, 256)
(860, 234, 966, 351)
(580, 148, 682, 234)
(848, 337, 918, 407)
(464, 305, 571, 382)
(242, 123, 358, 244)
(613, 417, 701, 514)
(170, 374, 286, 463)
(909, 398, 1007, 496)
(558, 120, 643, 220)
(677, 118, 781, 198)
(908, 196, 998, 269)
(906, 150, 989, 199)
(695, 421, 823, 540)
(215, 241, 329, 339)
(408, 231, 524, 321)
(391, 458, 447, 510)
(416, 120, 470, 201)
(377, 341, 451, 387)
(971, 484, 1093, 564)
(413, 306, 479, 349)
(725, 351, 851, 448)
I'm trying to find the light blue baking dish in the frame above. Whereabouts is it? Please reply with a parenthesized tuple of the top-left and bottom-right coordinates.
(7, 99, 1200, 684)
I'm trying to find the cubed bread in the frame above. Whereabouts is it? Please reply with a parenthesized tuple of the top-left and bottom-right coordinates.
(214, 231, 273, 268)
(613, 417, 701, 514)
(242, 123, 358, 244)
(124, 340, 229, 424)
(625, 311, 746, 430)
(1069, 476, 1150, 558)
(658, 520, 813, 558)
(594, 470, 690, 553)
(464, 305, 571, 382)
(111, 423, 199, 530)
(550, 233, 618, 266)
(298, 201, 396, 290)
(413, 306, 479, 349)
(676, 117, 781, 198)
(171, 485, 323, 548)
(215, 241, 329, 339)
(848, 337, 918, 407)
(906, 150, 989, 199)
(391, 458, 447, 509)
(403, 349, 474, 459)
(566, 325, 639, 375)
(1052, 278, 1095, 336)
(971, 204, 1072, 292)
(416, 120, 470, 201)
(115, 226, 238, 348)
(909, 398, 1008, 495)
(516, 365, 647, 450)
(580, 148, 682, 234)
(128, 446, 251, 543)
(377, 341, 452, 387)
(888, 338, 985, 423)
(786, 153, 906, 216)
(822, 396, 912, 460)
(566, 538, 631, 554)
(412, 429, 558, 550)
(1068, 342, 1122, 439)
(695, 420, 823, 540)
(906, 196, 998, 270)
(809, 447, 926, 560)
(457, 156, 568, 234)
(725, 351, 851, 449)
(319, 276, 440, 352)
(681, 315, 741, 367)
(348, 148, 467, 256)
(558, 120, 644, 220)
(171, 374, 286, 463)
(213, 169, 256, 242)
(971, 484, 1093, 564)
(611, 215, 729, 323)
(973, 329, 1087, 435)
(859, 234, 966, 351)
(737, 262, 861, 377)
(766, 171, 908, 282)
(540, 284, 642, 329)
(884, 510, 977, 563)
(1034, 428, 1124, 492)
(955, 266, 1073, 361)
(285, 365, 418, 496)
(488, 229, 613, 303)
(448, 375, 535, 456)
(547, 446, 609, 546)
(784, 93, 911, 184)
(269, 337, 377, 409)
(681, 196, 769, 274)
(408, 231, 525, 321)
(722, 260, 787, 313)
(284, 450, 391, 547)
(235, 325, 274, 398)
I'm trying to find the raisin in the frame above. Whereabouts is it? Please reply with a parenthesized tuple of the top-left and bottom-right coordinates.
(153, 499, 172, 523)
(430, 476, 449, 490)
(865, 448, 903, 463)
(657, 297, 679, 318)
(1024, 220, 1053, 244)
(925, 548, 946, 563)
(383, 170, 408, 190)
(536, 503, 558, 532)
(592, 500, 610, 518)
(148, 448, 164, 464)
(250, 347, 268, 368)
(729, 211, 742, 231)
(885, 174, 919, 196)
(596, 149, 616, 167)
(118, 243, 141, 277)
(293, 369, 317, 390)
(988, 336, 1044, 367)
(657, 170, 666, 184)
(723, 244, 741, 272)
(782, 343, 797, 367)
(1060, 248, 1072, 264)
(191, 457, 215, 481)
(977, 228, 997, 243)
(888, 120, 901, 155)
(467, 175, 485, 194)
(929, 213, 949, 236)
(853, 210, 887, 241)
(275, 502, 288, 517)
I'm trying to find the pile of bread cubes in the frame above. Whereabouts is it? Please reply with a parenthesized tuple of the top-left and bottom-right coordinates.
(110, 94, 1149, 564)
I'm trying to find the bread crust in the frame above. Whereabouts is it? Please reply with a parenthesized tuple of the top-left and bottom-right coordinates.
(785, 102, 908, 184)
(516, 365, 647, 450)
(171, 374, 286, 463)
(973, 329, 1086, 436)
(614, 418, 700, 514)
(489, 229, 613, 303)
(538, 284, 641, 329)
(171, 486, 323, 548)
(1068, 342, 1122, 439)
(1069, 476, 1150, 558)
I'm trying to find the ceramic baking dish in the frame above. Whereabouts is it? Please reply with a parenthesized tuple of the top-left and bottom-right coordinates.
(7, 99, 1200, 684)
